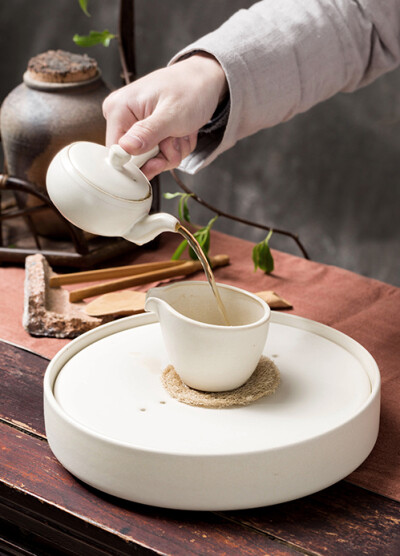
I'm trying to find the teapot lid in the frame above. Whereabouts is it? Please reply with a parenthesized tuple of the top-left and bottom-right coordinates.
(65, 142, 151, 201)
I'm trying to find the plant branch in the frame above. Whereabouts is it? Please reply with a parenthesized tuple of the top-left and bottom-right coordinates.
(170, 170, 310, 260)
(118, 0, 136, 84)
(117, 35, 131, 85)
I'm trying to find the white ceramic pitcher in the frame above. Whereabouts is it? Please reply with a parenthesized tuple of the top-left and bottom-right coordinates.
(46, 141, 178, 245)
(145, 281, 271, 392)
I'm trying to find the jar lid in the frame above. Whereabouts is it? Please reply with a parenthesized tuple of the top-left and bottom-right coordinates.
(65, 142, 151, 201)
(26, 50, 98, 84)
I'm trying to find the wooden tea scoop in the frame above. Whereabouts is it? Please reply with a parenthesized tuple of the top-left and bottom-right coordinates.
(85, 287, 291, 319)
(85, 290, 147, 317)
(70, 254, 230, 302)
(50, 259, 187, 287)
(256, 291, 292, 309)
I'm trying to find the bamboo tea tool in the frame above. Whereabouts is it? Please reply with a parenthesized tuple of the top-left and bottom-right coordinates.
(256, 291, 292, 309)
(65, 254, 230, 302)
(49, 259, 186, 287)
(85, 290, 147, 317)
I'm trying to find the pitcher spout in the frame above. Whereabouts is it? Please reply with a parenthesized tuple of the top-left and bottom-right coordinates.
(144, 286, 170, 317)
(123, 213, 179, 245)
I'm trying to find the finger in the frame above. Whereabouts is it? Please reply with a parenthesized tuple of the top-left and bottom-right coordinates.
(140, 157, 169, 181)
(140, 134, 198, 180)
(139, 137, 180, 180)
(103, 92, 140, 147)
(180, 133, 198, 161)
(119, 108, 181, 156)
(179, 136, 191, 161)
(104, 107, 138, 148)
(105, 123, 128, 148)
(160, 136, 183, 168)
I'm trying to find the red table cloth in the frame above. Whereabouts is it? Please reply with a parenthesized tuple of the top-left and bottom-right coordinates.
(1, 230, 399, 502)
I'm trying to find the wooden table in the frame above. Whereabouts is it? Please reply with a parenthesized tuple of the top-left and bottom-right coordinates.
(1, 231, 400, 555)
(1, 339, 399, 555)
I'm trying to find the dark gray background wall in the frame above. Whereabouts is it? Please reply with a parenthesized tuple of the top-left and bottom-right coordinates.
(1, 0, 399, 286)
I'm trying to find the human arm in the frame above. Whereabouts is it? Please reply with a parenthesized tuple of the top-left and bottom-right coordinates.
(174, 0, 400, 173)
(103, 0, 400, 177)
(102, 53, 227, 180)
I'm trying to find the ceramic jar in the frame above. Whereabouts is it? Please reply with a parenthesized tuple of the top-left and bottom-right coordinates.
(0, 50, 110, 237)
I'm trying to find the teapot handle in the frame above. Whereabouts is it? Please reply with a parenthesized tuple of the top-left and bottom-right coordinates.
(107, 144, 159, 170)
(131, 145, 160, 169)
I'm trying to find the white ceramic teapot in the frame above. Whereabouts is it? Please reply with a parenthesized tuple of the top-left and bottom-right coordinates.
(46, 141, 179, 244)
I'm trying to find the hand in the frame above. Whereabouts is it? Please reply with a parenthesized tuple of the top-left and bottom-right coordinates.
(102, 53, 228, 179)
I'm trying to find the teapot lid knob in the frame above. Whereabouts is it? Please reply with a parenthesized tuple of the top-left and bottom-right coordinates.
(107, 145, 131, 170)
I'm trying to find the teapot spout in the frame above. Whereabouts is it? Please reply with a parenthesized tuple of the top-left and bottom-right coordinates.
(123, 213, 179, 245)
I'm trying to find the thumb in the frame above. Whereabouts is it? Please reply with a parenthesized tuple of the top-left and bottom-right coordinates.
(119, 111, 175, 155)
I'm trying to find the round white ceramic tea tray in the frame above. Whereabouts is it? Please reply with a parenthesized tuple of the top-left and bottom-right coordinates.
(44, 312, 380, 511)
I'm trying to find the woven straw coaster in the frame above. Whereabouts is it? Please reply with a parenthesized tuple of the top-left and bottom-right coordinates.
(161, 356, 280, 409)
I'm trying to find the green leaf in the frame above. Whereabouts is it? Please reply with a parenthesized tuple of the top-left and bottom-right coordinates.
(164, 191, 193, 223)
(163, 192, 182, 200)
(73, 30, 116, 47)
(78, 0, 90, 16)
(252, 230, 274, 273)
(188, 215, 218, 260)
(178, 196, 185, 221)
(171, 239, 188, 261)
(206, 214, 218, 229)
(181, 195, 191, 223)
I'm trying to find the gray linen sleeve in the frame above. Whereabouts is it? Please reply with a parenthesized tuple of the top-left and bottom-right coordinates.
(169, 0, 400, 174)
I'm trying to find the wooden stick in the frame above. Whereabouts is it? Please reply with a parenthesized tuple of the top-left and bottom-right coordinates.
(69, 254, 230, 302)
(50, 259, 187, 287)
